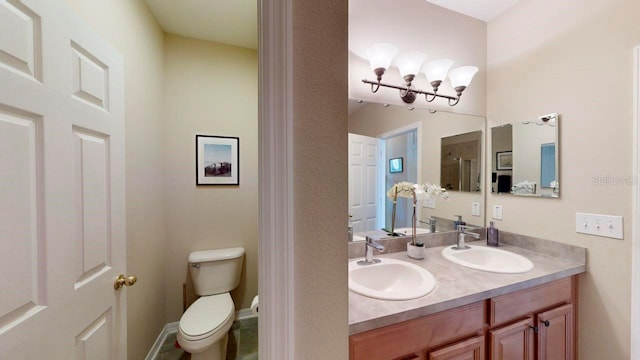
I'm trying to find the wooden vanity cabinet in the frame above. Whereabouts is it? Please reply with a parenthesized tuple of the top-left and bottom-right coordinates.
(349, 302, 486, 360)
(489, 277, 576, 360)
(489, 304, 574, 360)
(429, 335, 485, 360)
(350, 276, 578, 360)
(536, 304, 574, 360)
(489, 318, 535, 359)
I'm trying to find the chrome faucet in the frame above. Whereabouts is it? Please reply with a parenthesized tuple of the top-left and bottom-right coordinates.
(357, 236, 385, 265)
(454, 225, 480, 250)
(427, 218, 437, 233)
(419, 217, 438, 233)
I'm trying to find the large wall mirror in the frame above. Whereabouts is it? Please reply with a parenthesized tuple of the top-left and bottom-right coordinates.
(491, 113, 560, 198)
(348, 100, 485, 241)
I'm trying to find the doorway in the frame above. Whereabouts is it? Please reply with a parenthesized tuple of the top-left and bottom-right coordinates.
(382, 130, 418, 229)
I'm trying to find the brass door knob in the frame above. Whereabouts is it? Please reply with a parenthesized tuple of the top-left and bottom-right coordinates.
(114, 274, 137, 290)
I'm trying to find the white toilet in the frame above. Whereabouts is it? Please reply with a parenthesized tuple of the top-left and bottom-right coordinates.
(177, 247, 245, 360)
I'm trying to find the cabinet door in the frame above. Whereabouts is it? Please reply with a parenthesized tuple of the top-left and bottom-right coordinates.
(537, 304, 574, 360)
(490, 318, 535, 360)
(429, 336, 485, 360)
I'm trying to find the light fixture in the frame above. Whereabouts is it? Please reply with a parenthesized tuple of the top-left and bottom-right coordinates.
(363, 43, 478, 106)
(366, 43, 398, 82)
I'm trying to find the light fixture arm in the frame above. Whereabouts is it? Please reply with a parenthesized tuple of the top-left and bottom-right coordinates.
(447, 85, 466, 106)
(362, 79, 460, 105)
(424, 92, 437, 102)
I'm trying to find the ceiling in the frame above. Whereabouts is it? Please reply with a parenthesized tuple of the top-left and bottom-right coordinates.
(426, 0, 520, 22)
(144, 0, 257, 49)
(144, 1, 518, 51)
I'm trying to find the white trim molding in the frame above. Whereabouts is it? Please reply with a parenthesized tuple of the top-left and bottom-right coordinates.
(144, 322, 179, 360)
(258, 0, 295, 359)
(631, 45, 640, 360)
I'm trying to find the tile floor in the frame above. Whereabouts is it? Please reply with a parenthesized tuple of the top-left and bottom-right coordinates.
(156, 316, 258, 360)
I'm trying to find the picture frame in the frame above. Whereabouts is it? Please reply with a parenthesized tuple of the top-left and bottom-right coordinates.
(496, 151, 513, 170)
(196, 135, 239, 185)
(389, 157, 403, 173)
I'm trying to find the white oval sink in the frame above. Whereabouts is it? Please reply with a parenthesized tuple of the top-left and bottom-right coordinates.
(395, 227, 431, 235)
(349, 258, 437, 300)
(442, 245, 534, 274)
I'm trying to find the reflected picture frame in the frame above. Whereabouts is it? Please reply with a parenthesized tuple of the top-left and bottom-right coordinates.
(389, 157, 403, 173)
(496, 151, 513, 170)
(196, 135, 240, 185)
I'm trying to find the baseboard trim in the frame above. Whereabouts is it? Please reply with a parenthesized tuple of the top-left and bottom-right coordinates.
(145, 308, 257, 360)
(144, 321, 179, 360)
(236, 308, 258, 321)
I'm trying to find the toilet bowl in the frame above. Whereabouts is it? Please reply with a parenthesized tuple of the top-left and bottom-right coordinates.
(177, 293, 235, 359)
(176, 247, 244, 360)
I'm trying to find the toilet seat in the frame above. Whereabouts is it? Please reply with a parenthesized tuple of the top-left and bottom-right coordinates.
(178, 293, 235, 342)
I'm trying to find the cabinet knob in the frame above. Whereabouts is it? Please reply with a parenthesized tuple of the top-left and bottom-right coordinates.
(530, 320, 550, 333)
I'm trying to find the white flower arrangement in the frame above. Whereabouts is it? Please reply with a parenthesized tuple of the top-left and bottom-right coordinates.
(386, 181, 449, 202)
(386, 181, 449, 246)
(420, 182, 449, 201)
(386, 181, 417, 200)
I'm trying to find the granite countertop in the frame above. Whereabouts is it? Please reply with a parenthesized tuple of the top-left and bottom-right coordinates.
(348, 235, 586, 335)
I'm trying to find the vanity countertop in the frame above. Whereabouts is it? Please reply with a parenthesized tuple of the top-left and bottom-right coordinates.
(348, 238, 586, 335)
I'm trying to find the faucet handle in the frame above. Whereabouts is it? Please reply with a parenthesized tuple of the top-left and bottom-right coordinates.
(365, 236, 385, 252)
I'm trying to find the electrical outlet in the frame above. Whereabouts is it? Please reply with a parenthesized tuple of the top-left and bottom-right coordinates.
(424, 197, 436, 209)
(472, 203, 481, 217)
(492, 205, 503, 220)
(575, 212, 623, 239)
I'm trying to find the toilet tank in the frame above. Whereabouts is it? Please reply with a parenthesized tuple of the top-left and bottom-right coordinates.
(188, 247, 245, 296)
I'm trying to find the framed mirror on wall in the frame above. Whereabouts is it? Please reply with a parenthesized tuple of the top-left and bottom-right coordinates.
(348, 100, 486, 240)
(491, 113, 560, 198)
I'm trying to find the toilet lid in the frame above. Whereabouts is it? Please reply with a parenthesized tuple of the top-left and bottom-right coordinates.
(179, 293, 234, 338)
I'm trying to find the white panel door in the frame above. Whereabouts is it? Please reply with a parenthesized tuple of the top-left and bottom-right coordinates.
(0, 0, 126, 359)
(348, 133, 379, 232)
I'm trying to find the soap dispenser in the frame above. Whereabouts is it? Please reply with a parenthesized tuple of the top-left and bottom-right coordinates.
(453, 215, 465, 230)
(487, 221, 499, 247)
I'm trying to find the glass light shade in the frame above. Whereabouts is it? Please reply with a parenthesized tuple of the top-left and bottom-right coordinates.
(366, 43, 398, 71)
(448, 66, 479, 88)
(395, 52, 426, 77)
(423, 59, 453, 83)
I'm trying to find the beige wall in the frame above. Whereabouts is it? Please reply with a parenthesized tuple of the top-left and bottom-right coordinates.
(293, 0, 349, 358)
(162, 34, 258, 322)
(62, 1, 166, 359)
(487, 0, 640, 358)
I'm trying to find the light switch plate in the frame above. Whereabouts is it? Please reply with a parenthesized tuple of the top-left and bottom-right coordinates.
(492, 205, 503, 220)
(472, 203, 481, 217)
(424, 197, 436, 209)
(575, 212, 623, 239)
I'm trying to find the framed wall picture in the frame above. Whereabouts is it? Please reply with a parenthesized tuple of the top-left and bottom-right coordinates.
(389, 157, 403, 173)
(196, 135, 239, 185)
(496, 151, 513, 170)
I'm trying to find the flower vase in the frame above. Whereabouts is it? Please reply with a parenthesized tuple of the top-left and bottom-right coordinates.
(407, 241, 425, 259)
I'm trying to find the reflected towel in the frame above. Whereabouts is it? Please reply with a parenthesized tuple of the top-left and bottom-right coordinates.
(251, 295, 259, 315)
